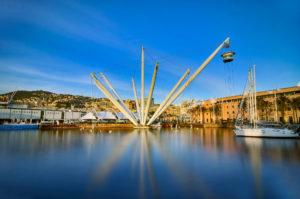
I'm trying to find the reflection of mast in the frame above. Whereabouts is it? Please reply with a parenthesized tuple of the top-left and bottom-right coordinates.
(144, 131, 159, 198)
(90, 131, 137, 184)
(245, 138, 263, 199)
(148, 132, 216, 198)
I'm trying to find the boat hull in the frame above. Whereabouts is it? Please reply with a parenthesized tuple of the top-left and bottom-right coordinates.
(234, 128, 299, 138)
(0, 124, 39, 130)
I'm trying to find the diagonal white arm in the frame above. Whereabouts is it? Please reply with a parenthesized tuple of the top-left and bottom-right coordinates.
(141, 46, 145, 124)
(147, 69, 190, 125)
(132, 77, 142, 123)
(143, 62, 159, 125)
(91, 73, 138, 125)
(148, 37, 230, 125)
(100, 72, 137, 120)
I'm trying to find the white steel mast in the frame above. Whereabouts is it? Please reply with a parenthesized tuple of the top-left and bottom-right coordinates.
(274, 90, 278, 122)
(253, 65, 258, 125)
(91, 73, 138, 125)
(147, 69, 190, 125)
(143, 62, 159, 125)
(132, 77, 142, 123)
(100, 72, 137, 120)
(141, 46, 145, 125)
(148, 37, 230, 125)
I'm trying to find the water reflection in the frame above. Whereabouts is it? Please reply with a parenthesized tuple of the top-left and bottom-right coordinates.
(0, 128, 300, 198)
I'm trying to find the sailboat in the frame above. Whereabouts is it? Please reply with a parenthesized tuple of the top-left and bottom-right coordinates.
(234, 65, 299, 138)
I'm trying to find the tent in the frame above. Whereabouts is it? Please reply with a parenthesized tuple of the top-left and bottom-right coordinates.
(115, 112, 128, 120)
(96, 111, 117, 120)
(80, 112, 97, 120)
(134, 113, 139, 120)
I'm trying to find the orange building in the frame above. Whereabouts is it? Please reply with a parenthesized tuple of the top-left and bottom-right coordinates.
(191, 86, 300, 124)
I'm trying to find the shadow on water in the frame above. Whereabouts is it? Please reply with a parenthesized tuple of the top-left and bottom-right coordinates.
(0, 128, 300, 198)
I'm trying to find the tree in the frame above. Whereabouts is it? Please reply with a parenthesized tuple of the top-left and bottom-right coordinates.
(209, 106, 213, 123)
(215, 103, 221, 122)
(291, 97, 300, 123)
(256, 97, 266, 120)
(277, 95, 288, 123)
(202, 106, 207, 123)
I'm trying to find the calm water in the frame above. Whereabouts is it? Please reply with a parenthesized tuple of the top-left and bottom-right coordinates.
(0, 128, 300, 199)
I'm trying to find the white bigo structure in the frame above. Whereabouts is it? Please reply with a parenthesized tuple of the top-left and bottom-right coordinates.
(91, 38, 231, 128)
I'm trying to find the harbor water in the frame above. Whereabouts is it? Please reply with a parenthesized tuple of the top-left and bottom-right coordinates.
(0, 128, 300, 199)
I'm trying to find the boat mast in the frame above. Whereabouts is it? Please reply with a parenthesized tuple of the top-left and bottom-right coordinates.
(248, 70, 252, 126)
(253, 65, 257, 128)
(234, 78, 248, 126)
(274, 89, 278, 122)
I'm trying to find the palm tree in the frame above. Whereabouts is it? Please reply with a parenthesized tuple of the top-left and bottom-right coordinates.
(241, 99, 247, 122)
(209, 106, 213, 123)
(291, 97, 300, 123)
(256, 96, 266, 120)
(278, 95, 288, 123)
(215, 103, 221, 123)
(202, 106, 207, 123)
(262, 100, 271, 121)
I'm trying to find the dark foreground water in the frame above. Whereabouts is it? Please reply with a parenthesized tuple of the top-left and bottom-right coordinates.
(0, 128, 300, 199)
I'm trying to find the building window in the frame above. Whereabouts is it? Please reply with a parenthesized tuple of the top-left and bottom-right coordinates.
(288, 107, 291, 111)
(232, 111, 235, 114)
(232, 105, 234, 108)
(227, 112, 229, 114)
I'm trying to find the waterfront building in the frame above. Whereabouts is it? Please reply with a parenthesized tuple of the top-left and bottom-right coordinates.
(0, 108, 83, 124)
(190, 86, 300, 124)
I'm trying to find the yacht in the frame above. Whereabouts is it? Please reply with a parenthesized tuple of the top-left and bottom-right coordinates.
(233, 65, 299, 138)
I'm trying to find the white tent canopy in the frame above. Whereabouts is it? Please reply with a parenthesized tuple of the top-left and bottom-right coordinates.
(96, 111, 117, 120)
(115, 112, 129, 120)
(80, 112, 97, 120)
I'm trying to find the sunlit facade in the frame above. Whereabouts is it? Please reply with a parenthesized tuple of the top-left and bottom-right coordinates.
(191, 86, 300, 124)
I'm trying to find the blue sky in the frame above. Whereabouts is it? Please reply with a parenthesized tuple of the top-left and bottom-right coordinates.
(0, 0, 299, 103)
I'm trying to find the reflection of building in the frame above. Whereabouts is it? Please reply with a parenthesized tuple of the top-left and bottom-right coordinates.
(191, 86, 300, 124)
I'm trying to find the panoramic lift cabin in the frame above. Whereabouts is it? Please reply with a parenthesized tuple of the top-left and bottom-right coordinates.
(221, 51, 235, 63)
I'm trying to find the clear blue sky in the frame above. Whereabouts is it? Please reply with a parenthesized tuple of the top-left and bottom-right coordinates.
(0, 0, 299, 103)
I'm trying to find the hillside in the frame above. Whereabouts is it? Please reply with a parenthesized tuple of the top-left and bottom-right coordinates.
(0, 90, 114, 111)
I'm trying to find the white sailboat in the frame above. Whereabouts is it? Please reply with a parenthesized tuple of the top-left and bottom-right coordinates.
(234, 65, 299, 138)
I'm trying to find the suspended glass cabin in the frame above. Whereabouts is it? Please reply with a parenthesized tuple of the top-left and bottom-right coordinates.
(221, 51, 235, 63)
